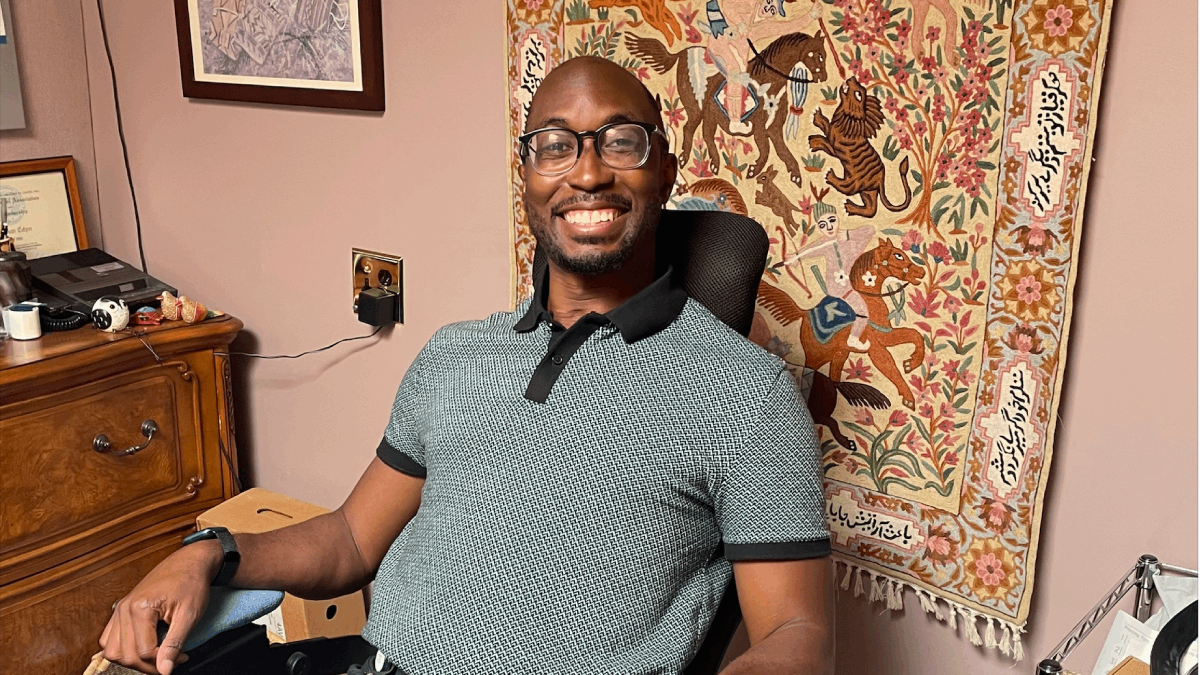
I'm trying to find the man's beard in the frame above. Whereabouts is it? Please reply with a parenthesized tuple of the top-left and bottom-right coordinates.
(525, 197, 661, 276)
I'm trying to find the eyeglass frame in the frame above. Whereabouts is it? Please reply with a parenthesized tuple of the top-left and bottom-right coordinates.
(517, 121, 670, 177)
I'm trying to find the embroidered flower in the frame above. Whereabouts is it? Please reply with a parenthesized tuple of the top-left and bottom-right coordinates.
(977, 497, 1016, 533)
(833, 269, 850, 286)
(908, 288, 941, 318)
(927, 241, 951, 263)
(1014, 222, 1056, 255)
(976, 552, 1006, 586)
(1022, 0, 1095, 57)
(1001, 324, 1046, 355)
(901, 229, 923, 254)
(888, 410, 909, 427)
(854, 408, 875, 426)
(844, 357, 873, 382)
(1016, 275, 1042, 304)
(963, 538, 1019, 603)
(922, 525, 957, 565)
(940, 359, 961, 378)
(1043, 4, 1074, 37)
(997, 261, 1061, 321)
(860, 271, 878, 287)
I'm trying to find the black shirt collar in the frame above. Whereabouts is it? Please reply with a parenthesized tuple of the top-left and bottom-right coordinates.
(513, 262, 687, 343)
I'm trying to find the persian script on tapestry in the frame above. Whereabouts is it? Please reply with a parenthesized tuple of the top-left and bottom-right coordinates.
(506, 0, 1113, 649)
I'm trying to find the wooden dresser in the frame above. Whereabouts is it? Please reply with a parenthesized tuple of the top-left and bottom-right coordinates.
(0, 316, 243, 673)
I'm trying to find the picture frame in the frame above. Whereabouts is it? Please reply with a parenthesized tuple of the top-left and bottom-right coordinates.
(0, 156, 88, 259)
(172, 0, 384, 111)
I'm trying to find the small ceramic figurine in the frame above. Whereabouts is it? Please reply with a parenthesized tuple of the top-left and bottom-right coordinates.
(160, 290, 208, 324)
(91, 298, 130, 332)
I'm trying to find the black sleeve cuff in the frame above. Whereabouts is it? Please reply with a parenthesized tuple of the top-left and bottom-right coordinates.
(724, 537, 831, 561)
(376, 438, 427, 478)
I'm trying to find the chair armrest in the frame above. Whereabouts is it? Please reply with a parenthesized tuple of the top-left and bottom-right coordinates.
(160, 587, 284, 652)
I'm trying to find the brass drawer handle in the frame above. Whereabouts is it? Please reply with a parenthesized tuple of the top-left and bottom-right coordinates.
(93, 420, 159, 456)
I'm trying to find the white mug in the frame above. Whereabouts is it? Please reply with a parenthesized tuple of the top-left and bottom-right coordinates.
(2, 303, 42, 340)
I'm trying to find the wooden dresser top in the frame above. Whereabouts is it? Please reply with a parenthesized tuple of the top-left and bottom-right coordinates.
(0, 316, 243, 397)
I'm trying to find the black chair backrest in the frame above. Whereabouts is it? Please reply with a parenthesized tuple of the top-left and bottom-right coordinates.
(530, 209, 768, 336)
(531, 209, 769, 674)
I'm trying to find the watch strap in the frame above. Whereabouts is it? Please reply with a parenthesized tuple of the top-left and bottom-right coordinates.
(210, 528, 240, 587)
(183, 527, 241, 587)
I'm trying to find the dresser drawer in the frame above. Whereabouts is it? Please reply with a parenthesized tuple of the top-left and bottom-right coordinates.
(0, 515, 193, 675)
(0, 359, 224, 583)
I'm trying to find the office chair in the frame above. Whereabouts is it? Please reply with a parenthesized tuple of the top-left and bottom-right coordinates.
(169, 209, 769, 675)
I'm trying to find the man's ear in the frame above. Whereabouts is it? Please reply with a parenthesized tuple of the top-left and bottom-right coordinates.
(659, 151, 678, 204)
(518, 161, 526, 183)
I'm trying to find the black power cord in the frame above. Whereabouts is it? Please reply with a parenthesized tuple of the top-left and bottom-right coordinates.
(95, 0, 148, 274)
(215, 326, 384, 359)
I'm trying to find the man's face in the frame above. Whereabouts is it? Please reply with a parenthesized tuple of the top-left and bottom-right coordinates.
(817, 211, 839, 236)
(520, 60, 677, 276)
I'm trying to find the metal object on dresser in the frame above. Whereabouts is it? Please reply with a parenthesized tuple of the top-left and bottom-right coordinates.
(1037, 555, 1198, 675)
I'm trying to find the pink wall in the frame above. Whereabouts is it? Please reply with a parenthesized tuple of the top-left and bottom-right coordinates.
(78, 0, 511, 508)
(0, 0, 103, 247)
(18, 0, 1199, 672)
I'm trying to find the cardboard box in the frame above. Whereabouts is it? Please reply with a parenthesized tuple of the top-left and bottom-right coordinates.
(196, 488, 367, 643)
(1105, 656, 1150, 675)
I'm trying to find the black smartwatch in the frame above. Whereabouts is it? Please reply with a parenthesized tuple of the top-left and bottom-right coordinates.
(182, 526, 240, 587)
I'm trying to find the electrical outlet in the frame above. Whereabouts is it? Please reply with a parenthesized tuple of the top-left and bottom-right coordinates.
(352, 248, 403, 322)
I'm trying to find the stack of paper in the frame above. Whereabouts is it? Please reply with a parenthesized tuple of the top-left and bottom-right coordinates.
(1090, 574, 1197, 675)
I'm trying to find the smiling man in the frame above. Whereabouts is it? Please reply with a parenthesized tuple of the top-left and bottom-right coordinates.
(100, 57, 832, 675)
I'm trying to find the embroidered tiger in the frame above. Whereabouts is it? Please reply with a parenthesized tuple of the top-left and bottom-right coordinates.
(808, 77, 911, 218)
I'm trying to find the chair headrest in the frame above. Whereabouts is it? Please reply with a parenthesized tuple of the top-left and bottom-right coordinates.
(530, 209, 768, 337)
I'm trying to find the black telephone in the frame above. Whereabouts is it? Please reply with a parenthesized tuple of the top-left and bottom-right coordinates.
(39, 305, 90, 332)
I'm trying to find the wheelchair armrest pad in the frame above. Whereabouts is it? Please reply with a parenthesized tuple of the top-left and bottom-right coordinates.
(162, 587, 285, 652)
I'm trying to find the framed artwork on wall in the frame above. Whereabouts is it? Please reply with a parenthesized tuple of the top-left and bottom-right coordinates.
(0, 0, 29, 130)
(0, 157, 87, 259)
(172, 0, 384, 111)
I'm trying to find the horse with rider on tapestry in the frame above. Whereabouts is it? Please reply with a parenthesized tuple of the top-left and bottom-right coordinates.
(627, 29, 829, 184)
(761, 237, 927, 413)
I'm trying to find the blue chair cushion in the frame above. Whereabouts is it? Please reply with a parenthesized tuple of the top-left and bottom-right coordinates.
(159, 587, 285, 652)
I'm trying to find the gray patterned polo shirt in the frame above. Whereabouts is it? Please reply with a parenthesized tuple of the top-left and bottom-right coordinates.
(364, 266, 829, 674)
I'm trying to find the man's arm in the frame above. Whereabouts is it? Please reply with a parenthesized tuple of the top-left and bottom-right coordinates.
(100, 457, 423, 675)
(719, 557, 835, 675)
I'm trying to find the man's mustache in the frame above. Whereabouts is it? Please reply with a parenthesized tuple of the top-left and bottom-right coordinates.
(551, 194, 633, 216)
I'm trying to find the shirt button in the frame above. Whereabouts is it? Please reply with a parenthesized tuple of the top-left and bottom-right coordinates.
(551, 354, 564, 366)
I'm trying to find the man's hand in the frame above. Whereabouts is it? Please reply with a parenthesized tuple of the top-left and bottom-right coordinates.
(96, 457, 424, 673)
(99, 539, 221, 674)
(720, 557, 835, 675)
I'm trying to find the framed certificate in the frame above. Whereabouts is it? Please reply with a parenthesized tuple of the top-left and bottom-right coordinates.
(0, 156, 88, 259)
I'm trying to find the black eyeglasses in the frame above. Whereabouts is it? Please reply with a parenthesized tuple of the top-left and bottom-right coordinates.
(518, 121, 668, 177)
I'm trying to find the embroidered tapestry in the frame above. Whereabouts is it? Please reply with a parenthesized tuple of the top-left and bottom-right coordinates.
(505, 0, 1113, 657)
